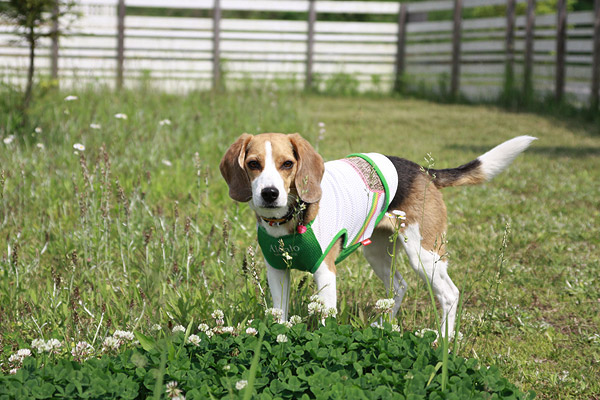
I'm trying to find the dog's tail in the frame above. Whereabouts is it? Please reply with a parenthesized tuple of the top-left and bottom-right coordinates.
(428, 136, 537, 188)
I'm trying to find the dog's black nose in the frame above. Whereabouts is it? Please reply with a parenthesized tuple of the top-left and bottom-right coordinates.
(261, 187, 279, 203)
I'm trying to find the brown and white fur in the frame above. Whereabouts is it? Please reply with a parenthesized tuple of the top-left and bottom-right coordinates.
(220, 133, 535, 336)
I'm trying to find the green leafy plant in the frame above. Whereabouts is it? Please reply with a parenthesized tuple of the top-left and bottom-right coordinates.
(0, 318, 534, 399)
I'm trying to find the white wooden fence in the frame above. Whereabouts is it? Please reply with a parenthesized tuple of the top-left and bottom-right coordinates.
(1, 0, 599, 106)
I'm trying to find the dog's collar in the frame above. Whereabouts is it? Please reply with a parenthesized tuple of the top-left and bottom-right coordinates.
(261, 201, 306, 226)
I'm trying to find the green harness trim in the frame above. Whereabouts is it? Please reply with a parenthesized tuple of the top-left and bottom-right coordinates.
(257, 154, 390, 274)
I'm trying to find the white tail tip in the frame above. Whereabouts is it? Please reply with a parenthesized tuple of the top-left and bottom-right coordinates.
(478, 136, 537, 180)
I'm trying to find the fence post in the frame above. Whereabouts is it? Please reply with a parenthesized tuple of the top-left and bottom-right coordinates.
(591, 0, 600, 110)
(51, 2, 59, 81)
(116, 0, 125, 89)
(523, 0, 536, 99)
(504, 0, 515, 96)
(450, 0, 462, 100)
(212, 0, 221, 91)
(555, 0, 566, 102)
(305, 0, 316, 90)
(394, 2, 408, 93)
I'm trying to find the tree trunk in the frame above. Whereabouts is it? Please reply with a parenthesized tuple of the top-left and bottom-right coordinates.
(23, 25, 35, 112)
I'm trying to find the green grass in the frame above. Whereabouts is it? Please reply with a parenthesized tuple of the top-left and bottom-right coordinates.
(1, 86, 599, 399)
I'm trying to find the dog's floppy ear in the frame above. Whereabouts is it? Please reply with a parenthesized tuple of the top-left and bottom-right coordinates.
(220, 133, 253, 202)
(289, 133, 324, 203)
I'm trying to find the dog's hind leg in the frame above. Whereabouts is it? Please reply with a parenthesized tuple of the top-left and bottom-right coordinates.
(400, 223, 459, 338)
(266, 262, 291, 321)
(363, 228, 408, 318)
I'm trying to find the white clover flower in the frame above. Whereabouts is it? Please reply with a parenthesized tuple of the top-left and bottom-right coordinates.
(64, 95, 78, 101)
(36, 143, 44, 149)
(9, 368, 19, 374)
(90, 123, 101, 130)
(114, 113, 128, 120)
(276, 334, 288, 343)
(415, 328, 439, 341)
(113, 330, 135, 342)
(198, 323, 210, 332)
(3, 135, 15, 145)
(222, 326, 235, 334)
(165, 381, 185, 399)
(72, 341, 94, 361)
(186, 334, 201, 346)
(34, 126, 42, 134)
(265, 307, 284, 321)
(223, 364, 231, 371)
(172, 325, 186, 333)
(211, 309, 224, 320)
(46, 339, 62, 353)
(31, 339, 46, 352)
(324, 307, 337, 318)
(318, 122, 325, 128)
(205, 330, 214, 339)
(73, 143, 85, 151)
(159, 119, 172, 126)
(102, 336, 120, 351)
(392, 324, 401, 333)
(307, 301, 324, 316)
(375, 298, 395, 313)
(235, 380, 248, 390)
(283, 321, 293, 329)
(309, 295, 325, 305)
(151, 324, 162, 331)
(245, 327, 258, 336)
(8, 354, 21, 364)
(17, 349, 31, 358)
(161, 159, 172, 167)
(289, 315, 302, 325)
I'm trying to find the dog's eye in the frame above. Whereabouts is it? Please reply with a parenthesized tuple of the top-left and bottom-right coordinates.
(281, 161, 294, 169)
(247, 160, 261, 170)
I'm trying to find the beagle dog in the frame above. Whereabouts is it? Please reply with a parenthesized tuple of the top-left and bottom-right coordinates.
(220, 133, 535, 336)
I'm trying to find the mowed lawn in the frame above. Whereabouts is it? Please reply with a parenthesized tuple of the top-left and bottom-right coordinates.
(0, 88, 598, 399)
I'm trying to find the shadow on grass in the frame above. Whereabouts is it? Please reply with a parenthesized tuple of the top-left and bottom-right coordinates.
(445, 144, 600, 158)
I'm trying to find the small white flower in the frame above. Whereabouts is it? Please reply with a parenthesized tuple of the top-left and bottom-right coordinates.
(245, 327, 258, 336)
(36, 143, 44, 149)
(283, 321, 293, 328)
(34, 126, 42, 134)
(165, 381, 185, 399)
(8, 354, 21, 363)
(235, 380, 248, 390)
(289, 315, 302, 325)
(64, 95, 78, 101)
(392, 324, 401, 332)
(198, 323, 210, 332)
(17, 349, 31, 358)
(318, 122, 325, 128)
(375, 298, 395, 313)
(113, 330, 135, 342)
(46, 339, 62, 353)
(9, 368, 18, 375)
(73, 143, 85, 151)
(114, 113, 128, 119)
(265, 307, 284, 321)
(276, 334, 288, 343)
(309, 295, 324, 304)
(161, 159, 172, 167)
(72, 341, 94, 360)
(90, 123, 101, 130)
(223, 364, 231, 371)
(221, 326, 235, 334)
(392, 210, 406, 218)
(102, 336, 120, 351)
(415, 328, 439, 341)
(211, 309, 224, 320)
(159, 119, 172, 126)
(308, 301, 324, 316)
(324, 307, 337, 318)
(151, 324, 162, 331)
(3, 135, 15, 144)
(172, 325, 186, 333)
(186, 334, 201, 346)
(31, 339, 46, 352)
(205, 330, 214, 339)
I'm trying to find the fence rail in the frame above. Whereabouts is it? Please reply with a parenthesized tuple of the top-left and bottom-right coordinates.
(1, 0, 599, 107)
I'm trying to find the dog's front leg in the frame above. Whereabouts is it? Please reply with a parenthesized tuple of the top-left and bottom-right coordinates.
(313, 263, 337, 314)
(266, 261, 290, 321)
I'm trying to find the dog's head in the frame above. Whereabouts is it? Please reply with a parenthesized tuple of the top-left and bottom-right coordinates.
(219, 133, 324, 218)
